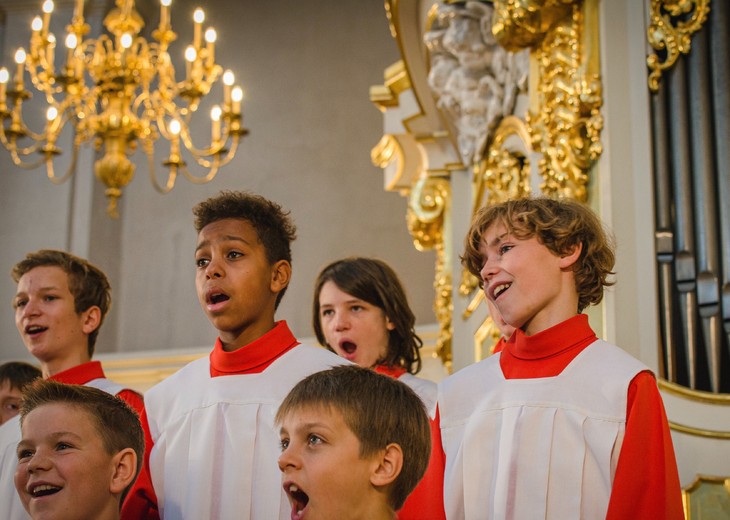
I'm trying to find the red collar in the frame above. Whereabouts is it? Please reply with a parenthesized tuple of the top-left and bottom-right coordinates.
(49, 361, 105, 384)
(209, 321, 299, 376)
(375, 364, 407, 379)
(500, 314, 597, 378)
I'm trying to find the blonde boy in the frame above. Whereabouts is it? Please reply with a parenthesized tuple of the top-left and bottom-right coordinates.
(0, 250, 144, 520)
(276, 365, 431, 520)
(14, 380, 143, 520)
(438, 197, 683, 519)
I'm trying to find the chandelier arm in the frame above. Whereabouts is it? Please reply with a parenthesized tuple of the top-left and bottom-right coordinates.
(179, 158, 220, 185)
(45, 143, 77, 184)
(8, 147, 47, 170)
(188, 134, 240, 170)
(145, 145, 176, 194)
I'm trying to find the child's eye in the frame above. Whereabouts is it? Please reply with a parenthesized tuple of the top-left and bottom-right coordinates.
(17, 449, 33, 461)
(195, 257, 210, 268)
(13, 299, 27, 309)
(279, 438, 289, 451)
(56, 442, 73, 451)
(43, 295, 58, 302)
(227, 251, 243, 260)
(351, 305, 363, 312)
(307, 434, 323, 446)
(321, 309, 334, 318)
(499, 244, 513, 255)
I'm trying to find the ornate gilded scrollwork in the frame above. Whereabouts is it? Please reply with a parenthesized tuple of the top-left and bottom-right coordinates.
(407, 173, 453, 367)
(493, 0, 602, 203)
(646, 0, 711, 93)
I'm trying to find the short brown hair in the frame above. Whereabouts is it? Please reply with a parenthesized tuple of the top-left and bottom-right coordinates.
(0, 361, 41, 391)
(12, 250, 111, 356)
(193, 190, 297, 308)
(462, 197, 615, 312)
(313, 257, 423, 374)
(19, 380, 144, 503)
(276, 365, 431, 510)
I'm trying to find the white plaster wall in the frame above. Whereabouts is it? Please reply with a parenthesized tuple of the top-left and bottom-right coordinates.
(0, 0, 437, 360)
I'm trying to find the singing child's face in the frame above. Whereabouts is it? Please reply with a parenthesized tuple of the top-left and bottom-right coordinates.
(278, 404, 382, 520)
(318, 281, 394, 368)
(479, 221, 574, 336)
(15, 403, 120, 520)
(195, 218, 288, 348)
(14, 266, 93, 368)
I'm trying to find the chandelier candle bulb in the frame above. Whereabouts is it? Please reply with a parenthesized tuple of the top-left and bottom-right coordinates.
(0, 68, 8, 108)
(120, 33, 133, 67)
(65, 33, 77, 72)
(193, 8, 204, 50)
(205, 28, 216, 68)
(210, 105, 221, 142)
(31, 17, 42, 37)
(185, 45, 196, 80)
(14, 49, 25, 90)
(222, 69, 234, 108)
(42, 0, 54, 36)
(46, 34, 56, 71)
(231, 86, 242, 114)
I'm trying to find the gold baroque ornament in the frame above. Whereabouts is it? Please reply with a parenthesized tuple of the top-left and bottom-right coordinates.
(459, 116, 531, 298)
(493, 0, 603, 202)
(407, 174, 453, 368)
(646, 0, 711, 93)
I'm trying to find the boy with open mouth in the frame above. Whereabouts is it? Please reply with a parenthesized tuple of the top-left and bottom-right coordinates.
(14, 380, 143, 520)
(276, 365, 431, 520)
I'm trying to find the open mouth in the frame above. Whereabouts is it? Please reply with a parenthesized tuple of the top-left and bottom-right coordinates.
(340, 341, 357, 355)
(206, 290, 230, 305)
(285, 483, 309, 519)
(492, 283, 511, 300)
(25, 325, 48, 335)
(30, 484, 61, 498)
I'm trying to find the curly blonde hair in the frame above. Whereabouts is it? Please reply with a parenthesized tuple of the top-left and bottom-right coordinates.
(462, 197, 615, 313)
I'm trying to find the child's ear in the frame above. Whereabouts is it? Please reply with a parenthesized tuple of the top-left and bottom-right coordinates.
(270, 260, 292, 293)
(80, 306, 102, 336)
(558, 243, 583, 270)
(385, 317, 396, 331)
(370, 443, 403, 488)
(109, 448, 138, 496)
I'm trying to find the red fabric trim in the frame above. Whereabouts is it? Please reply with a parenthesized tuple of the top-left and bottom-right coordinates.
(209, 321, 299, 376)
(500, 314, 597, 378)
(375, 364, 407, 379)
(48, 360, 105, 385)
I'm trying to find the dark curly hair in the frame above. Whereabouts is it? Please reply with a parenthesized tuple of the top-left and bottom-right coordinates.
(193, 190, 297, 308)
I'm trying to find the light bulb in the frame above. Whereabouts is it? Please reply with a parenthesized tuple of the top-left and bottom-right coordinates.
(205, 28, 217, 44)
(14, 48, 26, 64)
(169, 119, 181, 135)
(193, 8, 205, 24)
(46, 106, 58, 121)
(65, 33, 78, 49)
(223, 70, 234, 86)
(210, 105, 222, 121)
(42, 0, 54, 14)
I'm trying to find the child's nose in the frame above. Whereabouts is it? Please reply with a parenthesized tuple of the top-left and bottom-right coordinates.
(20, 299, 40, 318)
(480, 258, 498, 284)
(205, 257, 224, 279)
(278, 447, 301, 472)
(26, 451, 51, 473)
(334, 314, 349, 331)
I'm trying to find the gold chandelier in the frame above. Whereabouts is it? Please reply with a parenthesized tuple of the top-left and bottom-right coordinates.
(0, 0, 247, 217)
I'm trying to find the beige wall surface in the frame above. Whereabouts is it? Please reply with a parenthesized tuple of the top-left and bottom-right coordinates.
(0, 0, 437, 361)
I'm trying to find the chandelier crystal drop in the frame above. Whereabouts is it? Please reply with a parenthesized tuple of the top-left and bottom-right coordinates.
(0, 0, 247, 217)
